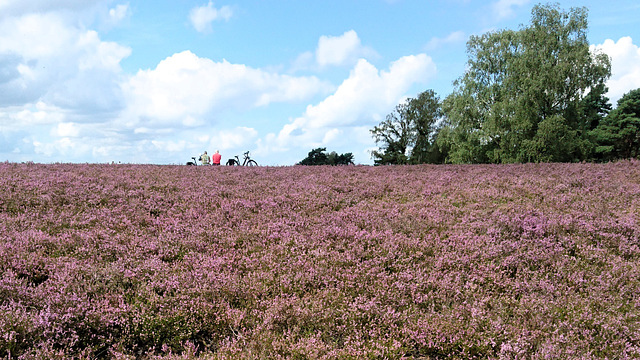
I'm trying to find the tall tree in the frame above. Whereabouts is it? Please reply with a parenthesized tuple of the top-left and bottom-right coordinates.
(440, 3, 611, 163)
(590, 88, 640, 161)
(370, 90, 441, 165)
(370, 102, 412, 165)
(407, 90, 442, 164)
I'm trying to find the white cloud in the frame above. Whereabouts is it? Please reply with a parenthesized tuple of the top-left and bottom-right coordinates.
(108, 4, 130, 25)
(210, 127, 259, 151)
(316, 30, 377, 67)
(0, 3, 133, 163)
(0, 14, 75, 58)
(322, 128, 342, 144)
(52, 122, 80, 137)
(151, 139, 188, 153)
(425, 31, 466, 50)
(290, 30, 378, 73)
(592, 36, 640, 105)
(3, 102, 65, 128)
(33, 137, 85, 158)
(265, 54, 436, 152)
(492, 0, 530, 21)
(120, 50, 332, 130)
(189, 1, 232, 34)
(0, 11, 130, 110)
(77, 30, 132, 72)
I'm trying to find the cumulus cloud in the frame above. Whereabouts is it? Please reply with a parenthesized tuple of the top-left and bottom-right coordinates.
(189, 1, 232, 33)
(209, 127, 259, 151)
(0, 2, 132, 162)
(592, 36, 640, 104)
(0, 12, 130, 110)
(51, 122, 81, 138)
(316, 30, 377, 67)
(291, 30, 378, 72)
(265, 54, 436, 154)
(317, 30, 362, 66)
(2, 102, 65, 129)
(120, 51, 333, 131)
(33, 137, 82, 158)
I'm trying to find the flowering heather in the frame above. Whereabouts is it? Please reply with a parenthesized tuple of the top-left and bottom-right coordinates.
(1, 161, 639, 359)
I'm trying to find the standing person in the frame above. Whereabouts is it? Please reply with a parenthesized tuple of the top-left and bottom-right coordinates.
(212, 150, 222, 166)
(200, 151, 211, 165)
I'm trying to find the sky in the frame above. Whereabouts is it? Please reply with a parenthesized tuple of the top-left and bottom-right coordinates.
(1, 0, 639, 165)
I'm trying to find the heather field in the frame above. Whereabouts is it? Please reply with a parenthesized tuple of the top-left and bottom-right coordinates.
(1, 161, 639, 359)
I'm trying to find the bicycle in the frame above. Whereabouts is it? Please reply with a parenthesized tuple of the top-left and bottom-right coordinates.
(186, 156, 198, 166)
(226, 151, 258, 166)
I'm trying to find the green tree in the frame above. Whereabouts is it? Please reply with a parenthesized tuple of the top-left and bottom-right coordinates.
(370, 102, 412, 165)
(370, 90, 442, 165)
(327, 151, 355, 165)
(440, 3, 611, 163)
(590, 88, 640, 161)
(580, 83, 612, 135)
(298, 147, 354, 165)
(407, 90, 442, 164)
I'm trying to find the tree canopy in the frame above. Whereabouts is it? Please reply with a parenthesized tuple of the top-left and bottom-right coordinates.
(590, 88, 640, 161)
(370, 90, 443, 165)
(442, 4, 611, 163)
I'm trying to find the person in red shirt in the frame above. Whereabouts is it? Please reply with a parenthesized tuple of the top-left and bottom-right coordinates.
(212, 150, 222, 166)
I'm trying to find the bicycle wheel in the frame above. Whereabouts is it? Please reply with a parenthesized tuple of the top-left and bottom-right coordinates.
(246, 160, 258, 166)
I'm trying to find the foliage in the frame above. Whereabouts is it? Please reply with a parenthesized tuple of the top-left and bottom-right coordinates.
(1, 162, 640, 358)
(580, 83, 612, 135)
(371, 90, 443, 165)
(297, 147, 354, 166)
(590, 88, 640, 161)
(439, 3, 611, 163)
(370, 102, 412, 165)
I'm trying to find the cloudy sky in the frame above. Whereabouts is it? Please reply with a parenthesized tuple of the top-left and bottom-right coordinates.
(1, 0, 639, 165)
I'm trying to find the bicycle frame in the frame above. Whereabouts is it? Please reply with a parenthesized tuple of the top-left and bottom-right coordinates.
(226, 151, 258, 166)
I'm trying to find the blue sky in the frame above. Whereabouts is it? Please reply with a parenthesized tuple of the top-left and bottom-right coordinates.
(1, 0, 639, 165)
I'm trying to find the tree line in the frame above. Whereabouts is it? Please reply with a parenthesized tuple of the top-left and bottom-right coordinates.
(370, 3, 639, 165)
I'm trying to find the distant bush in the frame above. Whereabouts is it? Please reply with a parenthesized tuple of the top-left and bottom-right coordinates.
(297, 147, 354, 165)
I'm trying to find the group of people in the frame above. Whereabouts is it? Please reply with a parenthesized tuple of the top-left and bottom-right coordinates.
(199, 150, 222, 165)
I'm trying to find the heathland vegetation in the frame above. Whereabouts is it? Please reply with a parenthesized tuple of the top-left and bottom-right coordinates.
(1, 161, 639, 358)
